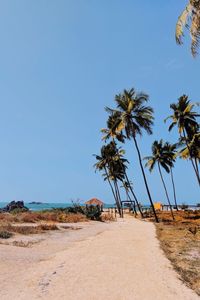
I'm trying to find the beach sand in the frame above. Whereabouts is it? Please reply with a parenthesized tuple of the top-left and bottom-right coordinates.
(0, 218, 199, 300)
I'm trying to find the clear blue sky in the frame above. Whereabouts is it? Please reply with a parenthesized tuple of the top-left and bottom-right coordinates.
(0, 0, 199, 204)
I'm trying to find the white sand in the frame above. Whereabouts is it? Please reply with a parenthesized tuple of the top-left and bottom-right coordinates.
(0, 218, 199, 300)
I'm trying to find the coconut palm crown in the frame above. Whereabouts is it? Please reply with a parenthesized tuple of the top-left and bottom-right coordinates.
(179, 132, 200, 161)
(144, 140, 175, 173)
(101, 111, 125, 143)
(165, 95, 199, 137)
(94, 141, 127, 182)
(111, 88, 154, 139)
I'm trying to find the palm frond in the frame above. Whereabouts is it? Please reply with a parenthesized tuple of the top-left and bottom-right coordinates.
(176, 3, 192, 44)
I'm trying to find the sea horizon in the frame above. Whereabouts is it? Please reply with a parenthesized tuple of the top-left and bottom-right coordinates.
(0, 201, 118, 211)
(0, 201, 199, 212)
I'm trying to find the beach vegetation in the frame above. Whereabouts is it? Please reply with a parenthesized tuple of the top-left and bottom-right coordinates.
(0, 210, 88, 224)
(156, 210, 200, 295)
(85, 205, 102, 221)
(0, 224, 59, 235)
(0, 230, 13, 239)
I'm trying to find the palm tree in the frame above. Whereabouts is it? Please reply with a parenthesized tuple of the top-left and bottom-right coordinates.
(165, 95, 200, 185)
(165, 142, 179, 211)
(116, 149, 144, 218)
(121, 181, 137, 216)
(144, 140, 175, 220)
(105, 88, 159, 222)
(94, 143, 123, 216)
(102, 118, 144, 217)
(176, 0, 200, 57)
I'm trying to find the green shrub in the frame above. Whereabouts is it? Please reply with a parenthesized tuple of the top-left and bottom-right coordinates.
(0, 231, 13, 239)
(85, 205, 102, 221)
(52, 205, 85, 215)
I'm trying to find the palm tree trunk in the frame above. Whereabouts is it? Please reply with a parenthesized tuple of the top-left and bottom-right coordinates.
(114, 180, 123, 218)
(158, 163, 175, 220)
(183, 130, 200, 186)
(133, 136, 159, 223)
(170, 168, 178, 211)
(112, 137, 139, 217)
(124, 171, 143, 217)
(104, 167, 122, 216)
(195, 158, 199, 177)
(112, 137, 142, 218)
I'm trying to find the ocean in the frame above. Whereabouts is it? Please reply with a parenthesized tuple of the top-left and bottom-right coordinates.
(0, 202, 115, 211)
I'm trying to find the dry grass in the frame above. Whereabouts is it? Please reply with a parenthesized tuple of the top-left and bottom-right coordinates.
(0, 223, 59, 235)
(101, 212, 116, 222)
(0, 211, 88, 224)
(155, 210, 200, 296)
(0, 210, 88, 239)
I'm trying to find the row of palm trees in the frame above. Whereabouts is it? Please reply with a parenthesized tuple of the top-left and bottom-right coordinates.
(94, 88, 200, 222)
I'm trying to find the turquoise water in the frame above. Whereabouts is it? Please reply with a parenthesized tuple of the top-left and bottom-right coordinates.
(0, 202, 115, 211)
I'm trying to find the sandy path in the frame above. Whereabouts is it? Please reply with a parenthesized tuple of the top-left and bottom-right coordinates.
(0, 218, 199, 300)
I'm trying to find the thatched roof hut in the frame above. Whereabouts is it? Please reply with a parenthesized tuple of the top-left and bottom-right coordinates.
(85, 198, 104, 206)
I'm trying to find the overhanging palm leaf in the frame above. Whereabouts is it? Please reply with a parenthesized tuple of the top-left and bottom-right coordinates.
(176, 1, 200, 56)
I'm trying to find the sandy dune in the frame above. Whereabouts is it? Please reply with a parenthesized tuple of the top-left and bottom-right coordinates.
(0, 218, 199, 300)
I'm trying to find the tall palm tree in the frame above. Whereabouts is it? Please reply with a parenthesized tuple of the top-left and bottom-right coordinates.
(165, 142, 179, 211)
(144, 140, 175, 220)
(106, 88, 159, 222)
(165, 95, 200, 185)
(176, 0, 200, 57)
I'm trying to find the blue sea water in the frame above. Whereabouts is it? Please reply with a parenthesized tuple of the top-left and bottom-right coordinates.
(0, 202, 115, 211)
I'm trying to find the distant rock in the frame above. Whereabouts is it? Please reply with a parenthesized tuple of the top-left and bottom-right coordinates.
(0, 201, 29, 213)
(29, 201, 42, 205)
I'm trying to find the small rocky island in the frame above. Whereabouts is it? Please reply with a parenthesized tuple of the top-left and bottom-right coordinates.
(0, 201, 29, 213)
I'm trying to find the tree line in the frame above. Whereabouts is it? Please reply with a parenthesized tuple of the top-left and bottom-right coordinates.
(94, 89, 200, 222)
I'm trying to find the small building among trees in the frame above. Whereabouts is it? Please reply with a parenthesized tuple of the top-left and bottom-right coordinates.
(85, 198, 104, 211)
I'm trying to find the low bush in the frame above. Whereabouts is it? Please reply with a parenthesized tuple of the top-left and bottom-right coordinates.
(85, 205, 102, 221)
(0, 230, 13, 239)
(37, 224, 59, 231)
